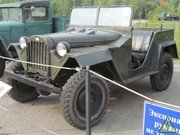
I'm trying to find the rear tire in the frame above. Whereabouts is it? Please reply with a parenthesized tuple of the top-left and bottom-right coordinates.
(60, 71, 109, 129)
(7, 78, 39, 103)
(150, 52, 173, 91)
(0, 51, 5, 77)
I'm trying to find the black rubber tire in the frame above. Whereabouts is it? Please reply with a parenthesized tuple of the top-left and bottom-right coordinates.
(7, 78, 39, 103)
(150, 52, 173, 91)
(60, 71, 109, 129)
(0, 51, 5, 77)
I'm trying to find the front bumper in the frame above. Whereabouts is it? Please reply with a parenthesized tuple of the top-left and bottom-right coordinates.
(4, 69, 60, 94)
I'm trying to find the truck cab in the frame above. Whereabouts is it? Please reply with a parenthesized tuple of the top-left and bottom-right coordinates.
(0, 1, 52, 57)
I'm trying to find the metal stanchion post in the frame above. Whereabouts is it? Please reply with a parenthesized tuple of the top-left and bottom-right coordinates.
(86, 66, 91, 135)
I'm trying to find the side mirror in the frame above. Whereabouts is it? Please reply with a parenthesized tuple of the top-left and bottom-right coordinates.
(25, 6, 36, 12)
(30, 6, 35, 12)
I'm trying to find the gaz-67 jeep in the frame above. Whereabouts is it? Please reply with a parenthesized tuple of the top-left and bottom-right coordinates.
(4, 6, 178, 129)
(0, 0, 68, 77)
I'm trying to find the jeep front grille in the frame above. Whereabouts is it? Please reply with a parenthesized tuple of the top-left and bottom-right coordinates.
(27, 41, 49, 72)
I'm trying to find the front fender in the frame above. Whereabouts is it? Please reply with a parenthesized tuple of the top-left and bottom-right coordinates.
(50, 48, 112, 80)
(8, 43, 27, 70)
(0, 36, 12, 57)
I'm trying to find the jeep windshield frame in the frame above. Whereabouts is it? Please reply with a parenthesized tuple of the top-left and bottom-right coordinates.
(70, 6, 133, 28)
(0, 7, 22, 22)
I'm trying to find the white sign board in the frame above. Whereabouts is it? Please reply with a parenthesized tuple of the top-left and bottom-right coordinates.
(0, 81, 12, 98)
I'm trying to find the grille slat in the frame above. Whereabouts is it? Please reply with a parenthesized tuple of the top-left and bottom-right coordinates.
(36, 42, 38, 69)
(27, 40, 49, 73)
(39, 42, 41, 70)
(33, 41, 36, 68)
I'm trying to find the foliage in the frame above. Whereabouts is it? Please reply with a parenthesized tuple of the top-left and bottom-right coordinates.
(1, 0, 180, 20)
(53, 0, 180, 20)
(160, 2, 169, 8)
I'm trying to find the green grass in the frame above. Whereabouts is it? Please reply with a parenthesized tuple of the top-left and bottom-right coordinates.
(133, 21, 180, 59)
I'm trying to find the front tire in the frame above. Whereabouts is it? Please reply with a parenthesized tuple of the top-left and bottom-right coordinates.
(7, 78, 39, 103)
(60, 72, 109, 129)
(0, 51, 5, 77)
(150, 52, 173, 91)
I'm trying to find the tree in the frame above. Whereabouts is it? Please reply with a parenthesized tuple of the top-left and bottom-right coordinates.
(81, 0, 94, 6)
(170, 0, 179, 13)
(177, 3, 180, 17)
(94, 0, 113, 6)
(52, 0, 73, 16)
(130, 0, 147, 19)
(1, 0, 180, 20)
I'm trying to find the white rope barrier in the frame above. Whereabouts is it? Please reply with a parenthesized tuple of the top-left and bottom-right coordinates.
(1, 55, 180, 110)
(0, 55, 81, 71)
(90, 70, 180, 110)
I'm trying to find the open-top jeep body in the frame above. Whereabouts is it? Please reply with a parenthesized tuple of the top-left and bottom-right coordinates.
(5, 6, 178, 129)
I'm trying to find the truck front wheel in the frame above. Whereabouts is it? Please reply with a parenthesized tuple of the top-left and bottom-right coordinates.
(60, 72, 109, 129)
(7, 78, 39, 103)
(150, 52, 173, 91)
(0, 51, 5, 77)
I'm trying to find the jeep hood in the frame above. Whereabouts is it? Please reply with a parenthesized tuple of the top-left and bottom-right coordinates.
(44, 29, 121, 48)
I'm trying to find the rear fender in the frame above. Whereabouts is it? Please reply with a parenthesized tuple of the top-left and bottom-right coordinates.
(151, 40, 177, 71)
(163, 43, 178, 58)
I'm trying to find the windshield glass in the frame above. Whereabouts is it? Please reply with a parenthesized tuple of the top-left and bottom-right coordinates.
(98, 7, 132, 27)
(0, 8, 22, 22)
(70, 8, 97, 26)
(70, 7, 132, 27)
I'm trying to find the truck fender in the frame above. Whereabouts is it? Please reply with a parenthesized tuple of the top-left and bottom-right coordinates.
(71, 49, 112, 68)
(0, 36, 12, 58)
(153, 40, 178, 70)
(50, 49, 114, 80)
(163, 43, 178, 58)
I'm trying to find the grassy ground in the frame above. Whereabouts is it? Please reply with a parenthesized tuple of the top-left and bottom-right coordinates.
(133, 21, 180, 59)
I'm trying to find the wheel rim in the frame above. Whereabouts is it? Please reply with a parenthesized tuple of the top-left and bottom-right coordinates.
(160, 62, 170, 82)
(77, 84, 102, 118)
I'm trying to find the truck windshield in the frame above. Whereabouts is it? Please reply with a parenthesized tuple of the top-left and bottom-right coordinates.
(70, 7, 132, 27)
(0, 8, 22, 22)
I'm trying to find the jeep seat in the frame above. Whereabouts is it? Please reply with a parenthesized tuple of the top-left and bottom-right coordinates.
(132, 31, 153, 68)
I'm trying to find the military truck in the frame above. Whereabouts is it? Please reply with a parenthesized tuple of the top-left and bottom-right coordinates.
(0, 0, 68, 77)
(164, 14, 179, 21)
(158, 12, 179, 21)
(4, 6, 178, 129)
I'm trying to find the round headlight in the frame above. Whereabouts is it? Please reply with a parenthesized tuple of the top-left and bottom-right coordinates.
(56, 42, 71, 57)
(19, 36, 28, 49)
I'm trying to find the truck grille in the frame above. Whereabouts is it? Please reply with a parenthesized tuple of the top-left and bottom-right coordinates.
(27, 41, 49, 72)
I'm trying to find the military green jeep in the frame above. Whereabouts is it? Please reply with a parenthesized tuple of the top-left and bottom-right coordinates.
(4, 6, 178, 129)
